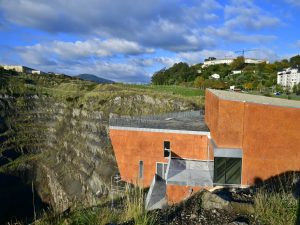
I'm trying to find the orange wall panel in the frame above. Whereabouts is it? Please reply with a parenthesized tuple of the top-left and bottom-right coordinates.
(205, 90, 219, 142)
(217, 100, 244, 148)
(109, 129, 209, 186)
(166, 185, 203, 204)
(241, 103, 300, 185)
(205, 90, 300, 186)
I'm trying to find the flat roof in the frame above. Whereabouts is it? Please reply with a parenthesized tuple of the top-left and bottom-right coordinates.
(208, 89, 300, 109)
(109, 110, 209, 132)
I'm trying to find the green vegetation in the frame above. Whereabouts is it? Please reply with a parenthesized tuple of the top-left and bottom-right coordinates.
(151, 55, 300, 99)
(0, 70, 201, 108)
(123, 84, 204, 97)
(254, 191, 297, 225)
(32, 186, 156, 225)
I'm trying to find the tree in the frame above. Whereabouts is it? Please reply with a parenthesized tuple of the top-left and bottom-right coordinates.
(244, 82, 253, 90)
(194, 76, 205, 89)
(275, 84, 284, 93)
(292, 83, 300, 95)
(290, 55, 300, 67)
(230, 56, 245, 70)
(257, 82, 264, 93)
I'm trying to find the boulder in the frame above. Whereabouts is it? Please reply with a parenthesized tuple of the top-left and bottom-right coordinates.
(201, 190, 231, 210)
(201, 190, 254, 215)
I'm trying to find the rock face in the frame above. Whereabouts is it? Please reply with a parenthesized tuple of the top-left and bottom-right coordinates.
(0, 79, 198, 223)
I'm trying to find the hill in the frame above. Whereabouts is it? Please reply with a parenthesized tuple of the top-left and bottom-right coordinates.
(76, 73, 115, 84)
(151, 55, 300, 98)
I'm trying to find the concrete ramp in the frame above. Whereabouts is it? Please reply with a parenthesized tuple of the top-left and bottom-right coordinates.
(145, 175, 167, 210)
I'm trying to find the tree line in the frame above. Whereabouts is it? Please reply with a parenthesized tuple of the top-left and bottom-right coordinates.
(151, 55, 300, 94)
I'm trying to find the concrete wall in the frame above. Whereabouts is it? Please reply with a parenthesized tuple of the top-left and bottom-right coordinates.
(109, 128, 209, 186)
(205, 89, 300, 185)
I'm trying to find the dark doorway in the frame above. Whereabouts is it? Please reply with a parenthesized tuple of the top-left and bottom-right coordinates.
(214, 157, 242, 185)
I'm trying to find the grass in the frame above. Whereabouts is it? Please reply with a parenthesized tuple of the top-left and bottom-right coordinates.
(254, 191, 298, 225)
(30, 185, 156, 225)
(122, 84, 204, 97)
(123, 185, 156, 225)
(253, 173, 299, 225)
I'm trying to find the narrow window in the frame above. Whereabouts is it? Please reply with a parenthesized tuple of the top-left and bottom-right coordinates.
(139, 160, 144, 179)
(164, 141, 170, 157)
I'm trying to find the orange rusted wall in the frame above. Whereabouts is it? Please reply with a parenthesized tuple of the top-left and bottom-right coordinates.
(205, 89, 244, 148)
(205, 90, 219, 142)
(109, 129, 209, 186)
(166, 184, 209, 204)
(242, 103, 300, 184)
(205, 89, 300, 186)
(217, 100, 244, 148)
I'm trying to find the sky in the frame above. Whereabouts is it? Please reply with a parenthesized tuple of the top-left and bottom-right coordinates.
(0, 0, 300, 83)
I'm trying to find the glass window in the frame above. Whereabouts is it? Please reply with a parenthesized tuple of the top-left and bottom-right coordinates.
(139, 160, 144, 179)
(164, 141, 170, 157)
(214, 157, 241, 185)
(156, 162, 168, 179)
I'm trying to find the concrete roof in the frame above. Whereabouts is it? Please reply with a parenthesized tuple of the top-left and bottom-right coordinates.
(109, 110, 209, 132)
(208, 89, 300, 109)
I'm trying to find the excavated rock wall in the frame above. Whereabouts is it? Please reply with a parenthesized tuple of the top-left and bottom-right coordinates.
(0, 92, 195, 215)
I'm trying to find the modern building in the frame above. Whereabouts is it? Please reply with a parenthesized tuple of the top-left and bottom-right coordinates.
(202, 58, 268, 68)
(2, 65, 35, 74)
(277, 67, 300, 89)
(109, 89, 300, 209)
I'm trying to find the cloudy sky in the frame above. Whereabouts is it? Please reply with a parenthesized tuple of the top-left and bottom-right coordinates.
(0, 0, 300, 83)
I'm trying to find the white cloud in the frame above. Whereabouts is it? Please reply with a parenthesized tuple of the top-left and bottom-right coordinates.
(17, 38, 153, 62)
(0, 0, 221, 52)
(295, 40, 300, 47)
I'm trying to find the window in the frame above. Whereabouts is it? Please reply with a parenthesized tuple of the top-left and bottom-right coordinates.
(156, 162, 168, 179)
(164, 141, 170, 157)
(214, 157, 242, 185)
(139, 160, 144, 179)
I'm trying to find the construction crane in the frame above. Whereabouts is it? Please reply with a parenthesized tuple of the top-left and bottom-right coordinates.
(235, 49, 259, 57)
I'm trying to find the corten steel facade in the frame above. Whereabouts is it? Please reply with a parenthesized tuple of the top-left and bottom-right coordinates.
(109, 89, 300, 207)
(205, 89, 300, 185)
(110, 128, 210, 186)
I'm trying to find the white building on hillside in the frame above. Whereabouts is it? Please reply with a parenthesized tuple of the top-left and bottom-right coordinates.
(202, 58, 234, 68)
(202, 57, 268, 68)
(277, 67, 300, 89)
(2, 65, 34, 74)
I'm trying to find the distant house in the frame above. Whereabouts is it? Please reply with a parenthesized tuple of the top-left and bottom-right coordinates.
(231, 70, 242, 75)
(277, 67, 300, 89)
(210, 73, 220, 79)
(109, 89, 300, 210)
(32, 70, 45, 75)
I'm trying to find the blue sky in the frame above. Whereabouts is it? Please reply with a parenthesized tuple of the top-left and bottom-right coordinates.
(0, 0, 300, 83)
